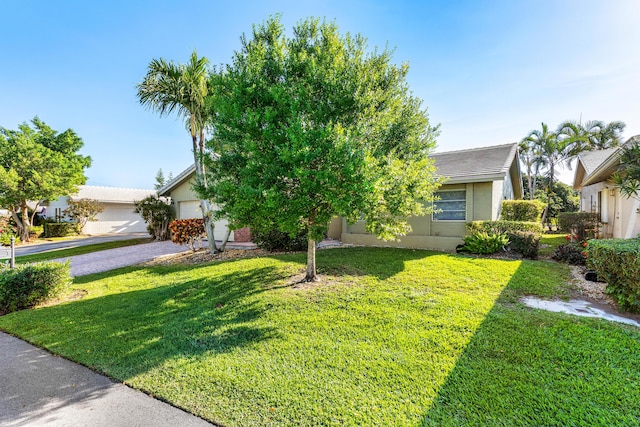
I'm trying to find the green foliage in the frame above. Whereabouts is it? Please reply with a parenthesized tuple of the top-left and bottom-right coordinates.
(134, 195, 174, 240)
(552, 242, 587, 266)
(558, 212, 599, 241)
(251, 228, 307, 252)
(0, 117, 91, 242)
(587, 238, 640, 312)
(500, 200, 545, 221)
(507, 231, 540, 259)
(467, 220, 543, 236)
(201, 16, 442, 279)
(43, 222, 81, 238)
(169, 218, 204, 251)
(460, 231, 509, 254)
(612, 137, 640, 198)
(0, 215, 19, 246)
(63, 198, 104, 231)
(0, 261, 70, 314)
(29, 226, 43, 239)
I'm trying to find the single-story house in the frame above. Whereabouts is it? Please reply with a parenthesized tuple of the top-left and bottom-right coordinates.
(339, 142, 522, 250)
(157, 167, 250, 242)
(573, 135, 640, 239)
(45, 186, 155, 234)
(163, 143, 522, 250)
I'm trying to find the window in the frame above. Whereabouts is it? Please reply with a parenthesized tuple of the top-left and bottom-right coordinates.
(433, 190, 466, 221)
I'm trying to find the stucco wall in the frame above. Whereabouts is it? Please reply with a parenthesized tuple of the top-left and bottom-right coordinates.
(341, 181, 499, 250)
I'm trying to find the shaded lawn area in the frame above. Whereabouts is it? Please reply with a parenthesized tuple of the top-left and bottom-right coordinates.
(0, 247, 638, 426)
(15, 238, 153, 264)
(539, 233, 568, 258)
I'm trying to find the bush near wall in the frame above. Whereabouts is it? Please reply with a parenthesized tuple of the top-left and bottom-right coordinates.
(466, 220, 543, 236)
(169, 219, 205, 251)
(500, 200, 545, 222)
(587, 238, 640, 312)
(0, 262, 71, 314)
(252, 229, 308, 252)
(508, 231, 540, 259)
(558, 212, 599, 241)
(43, 222, 81, 238)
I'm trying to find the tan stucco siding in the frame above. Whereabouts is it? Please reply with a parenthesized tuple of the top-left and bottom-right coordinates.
(169, 178, 197, 205)
(341, 181, 501, 250)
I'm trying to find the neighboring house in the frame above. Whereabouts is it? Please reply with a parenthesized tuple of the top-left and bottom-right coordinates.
(161, 143, 522, 250)
(573, 136, 640, 239)
(340, 143, 523, 250)
(157, 167, 250, 242)
(45, 186, 155, 234)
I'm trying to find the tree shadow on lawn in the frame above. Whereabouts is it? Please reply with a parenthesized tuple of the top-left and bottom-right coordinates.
(3, 264, 290, 382)
(421, 261, 640, 426)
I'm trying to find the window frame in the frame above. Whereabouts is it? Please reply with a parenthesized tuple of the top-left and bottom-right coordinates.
(432, 189, 467, 222)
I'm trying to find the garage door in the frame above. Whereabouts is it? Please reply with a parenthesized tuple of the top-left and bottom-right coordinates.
(83, 204, 148, 234)
(178, 201, 234, 241)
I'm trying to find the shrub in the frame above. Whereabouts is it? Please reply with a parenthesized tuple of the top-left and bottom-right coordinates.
(558, 212, 599, 241)
(460, 232, 509, 255)
(43, 222, 81, 238)
(0, 261, 71, 314)
(169, 218, 205, 251)
(63, 198, 104, 232)
(500, 200, 545, 222)
(466, 220, 543, 236)
(507, 231, 540, 259)
(552, 243, 587, 266)
(135, 195, 174, 241)
(0, 216, 19, 246)
(252, 229, 308, 252)
(587, 238, 640, 312)
(29, 226, 44, 240)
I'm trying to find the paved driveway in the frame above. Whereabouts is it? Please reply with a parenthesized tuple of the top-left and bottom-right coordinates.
(15, 233, 150, 257)
(55, 240, 193, 277)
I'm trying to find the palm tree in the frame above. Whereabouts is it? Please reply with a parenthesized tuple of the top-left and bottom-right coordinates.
(523, 123, 574, 225)
(557, 119, 626, 151)
(137, 50, 220, 252)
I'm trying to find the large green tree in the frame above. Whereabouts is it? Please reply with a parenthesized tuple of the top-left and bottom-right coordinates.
(557, 119, 626, 151)
(137, 51, 226, 252)
(201, 17, 442, 281)
(0, 118, 91, 241)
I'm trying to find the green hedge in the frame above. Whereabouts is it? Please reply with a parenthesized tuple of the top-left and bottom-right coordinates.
(500, 200, 545, 222)
(466, 220, 543, 236)
(0, 262, 71, 314)
(252, 229, 308, 252)
(587, 238, 640, 312)
(43, 222, 81, 238)
(558, 212, 599, 241)
(508, 231, 540, 259)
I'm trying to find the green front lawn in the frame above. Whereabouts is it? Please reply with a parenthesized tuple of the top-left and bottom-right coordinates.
(0, 248, 638, 426)
(15, 238, 153, 264)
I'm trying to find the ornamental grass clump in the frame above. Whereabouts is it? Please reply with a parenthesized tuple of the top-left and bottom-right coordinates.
(460, 231, 509, 255)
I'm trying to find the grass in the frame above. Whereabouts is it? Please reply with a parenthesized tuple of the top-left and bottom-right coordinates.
(15, 238, 153, 264)
(539, 233, 567, 258)
(0, 247, 638, 426)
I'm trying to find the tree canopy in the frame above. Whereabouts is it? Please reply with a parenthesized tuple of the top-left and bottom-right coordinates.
(0, 117, 91, 241)
(201, 16, 442, 281)
(613, 138, 640, 199)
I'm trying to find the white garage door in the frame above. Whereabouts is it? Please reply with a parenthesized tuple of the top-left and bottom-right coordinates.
(83, 204, 148, 234)
(178, 201, 234, 241)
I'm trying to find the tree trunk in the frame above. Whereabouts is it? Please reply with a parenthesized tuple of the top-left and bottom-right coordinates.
(20, 202, 30, 242)
(305, 238, 317, 282)
(192, 132, 218, 253)
(219, 227, 232, 252)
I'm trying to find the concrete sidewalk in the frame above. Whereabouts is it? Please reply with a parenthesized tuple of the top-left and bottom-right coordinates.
(0, 332, 212, 427)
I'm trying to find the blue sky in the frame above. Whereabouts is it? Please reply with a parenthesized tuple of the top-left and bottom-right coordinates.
(1, 0, 638, 188)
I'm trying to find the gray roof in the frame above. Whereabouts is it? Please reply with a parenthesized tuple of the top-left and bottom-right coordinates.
(575, 148, 619, 177)
(70, 186, 156, 203)
(432, 143, 519, 183)
(157, 164, 196, 196)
